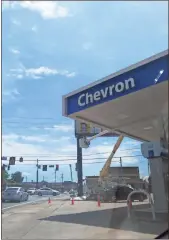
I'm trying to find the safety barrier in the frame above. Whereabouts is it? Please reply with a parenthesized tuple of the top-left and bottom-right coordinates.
(127, 190, 156, 221)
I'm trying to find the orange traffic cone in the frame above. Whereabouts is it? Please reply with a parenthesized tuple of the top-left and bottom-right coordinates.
(48, 197, 51, 204)
(71, 198, 74, 205)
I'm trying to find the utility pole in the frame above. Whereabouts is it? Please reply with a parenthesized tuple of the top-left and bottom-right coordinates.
(61, 173, 64, 192)
(77, 137, 83, 196)
(69, 164, 73, 182)
(54, 169, 57, 190)
(36, 159, 39, 189)
(61, 173, 63, 184)
(120, 157, 123, 183)
(148, 160, 150, 175)
(55, 170, 56, 183)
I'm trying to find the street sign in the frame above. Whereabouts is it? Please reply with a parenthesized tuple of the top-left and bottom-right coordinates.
(75, 120, 118, 138)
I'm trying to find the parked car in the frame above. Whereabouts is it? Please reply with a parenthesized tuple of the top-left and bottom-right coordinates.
(2, 187, 29, 202)
(36, 187, 60, 196)
(27, 188, 37, 195)
(102, 184, 147, 203)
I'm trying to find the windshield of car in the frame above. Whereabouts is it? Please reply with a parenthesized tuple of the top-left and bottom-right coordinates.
(1, 1, 168, 239)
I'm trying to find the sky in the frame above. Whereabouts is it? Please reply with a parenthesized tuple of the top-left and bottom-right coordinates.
(2, 1, 168, 183)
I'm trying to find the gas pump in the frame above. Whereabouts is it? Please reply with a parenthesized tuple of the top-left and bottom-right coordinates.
(141, 141, 168, 213)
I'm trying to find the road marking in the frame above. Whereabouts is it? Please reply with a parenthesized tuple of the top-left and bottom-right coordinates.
(2, 196, 66, 211)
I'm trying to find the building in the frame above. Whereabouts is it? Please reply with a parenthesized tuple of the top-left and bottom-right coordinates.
(63, 50, 168, 213)
(85, 176, 101, 193)
(108, 166, 143, 189)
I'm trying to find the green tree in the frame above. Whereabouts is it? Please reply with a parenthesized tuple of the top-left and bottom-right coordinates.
(2, 169, 9, 181)
(2, 168, 9, 190)
(11, 171, 24, 183)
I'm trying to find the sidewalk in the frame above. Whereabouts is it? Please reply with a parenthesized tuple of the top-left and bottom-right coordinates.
(2, 199, 167, 239)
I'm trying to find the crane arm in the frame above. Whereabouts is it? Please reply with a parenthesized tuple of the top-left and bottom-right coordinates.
(100, 135, 124, 178)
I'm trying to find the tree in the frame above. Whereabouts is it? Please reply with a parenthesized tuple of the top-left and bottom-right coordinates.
(11, 171, 24, 183)
(1, 168, 9, 191)
(2, 169, 9, 181)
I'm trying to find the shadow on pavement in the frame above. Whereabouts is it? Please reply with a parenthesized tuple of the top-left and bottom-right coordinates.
(39, 203, 166, 236)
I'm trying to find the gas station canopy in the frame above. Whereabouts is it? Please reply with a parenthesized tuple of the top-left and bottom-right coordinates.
(63, 50, 168, 142)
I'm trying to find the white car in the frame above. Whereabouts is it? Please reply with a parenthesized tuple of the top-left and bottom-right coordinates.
(2, 187, 29, 202)
(27, 188, 37, 195)
(37, 187, 60, 196)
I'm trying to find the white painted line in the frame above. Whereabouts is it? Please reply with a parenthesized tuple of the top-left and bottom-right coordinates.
(2, 198, 48, 210)
(2, 195, 67, 211)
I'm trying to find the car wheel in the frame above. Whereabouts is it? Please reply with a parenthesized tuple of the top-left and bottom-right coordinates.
(18, 196, 22, 202)
(25, 195, 29, 201)
(38, 192, 42, 196)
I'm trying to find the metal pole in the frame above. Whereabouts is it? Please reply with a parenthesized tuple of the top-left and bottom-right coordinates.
(77, 137, 83, 196)
(55, 170, 56, 184)
(36, 159, 39, 189)
(61, 173, 64, 192)
(120, 157, 123, 183)
(69, 164, 73, 182)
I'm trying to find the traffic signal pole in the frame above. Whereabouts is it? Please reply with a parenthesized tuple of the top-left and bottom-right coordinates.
(77, 137, 83, 197)
(36, 159, 39, 189)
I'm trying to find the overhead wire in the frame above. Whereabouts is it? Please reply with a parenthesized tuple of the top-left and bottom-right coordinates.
(3, 148, 141, 158)
(2, 155, 144, 161)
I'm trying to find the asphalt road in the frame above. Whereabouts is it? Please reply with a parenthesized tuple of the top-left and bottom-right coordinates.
(2, 194, 68, 210)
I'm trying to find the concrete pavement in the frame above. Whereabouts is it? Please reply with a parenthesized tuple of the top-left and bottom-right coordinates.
(2, 200, 167, 239)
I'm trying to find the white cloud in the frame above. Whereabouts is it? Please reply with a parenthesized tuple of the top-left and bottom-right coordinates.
(9, 66, 76, 79)
(2, 133, 76, 165)
(10, 48, 20, 54)
(2, 132, 143, 178)
(44, 124, 74, 132)
(18, 1, 69, 19)
(2, 88, 20, 104)
(2, 133, 71, 144)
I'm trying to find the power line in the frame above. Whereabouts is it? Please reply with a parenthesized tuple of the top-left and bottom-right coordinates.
(2, 155, 144, 161)
(4, 159, 146, 166)
(3, 149, 141, 158)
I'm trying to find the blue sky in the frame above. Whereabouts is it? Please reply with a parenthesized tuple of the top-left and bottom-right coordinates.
(2, 1, 168, 182)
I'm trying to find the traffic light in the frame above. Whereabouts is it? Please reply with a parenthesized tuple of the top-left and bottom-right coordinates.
(42, 165, 47, 171)
(56, 164, 59, 171)
(19, 157, 23, 162)
(9, 157, 15, 165)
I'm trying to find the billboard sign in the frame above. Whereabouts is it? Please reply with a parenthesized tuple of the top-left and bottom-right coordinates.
(75, 120, 118, 137)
